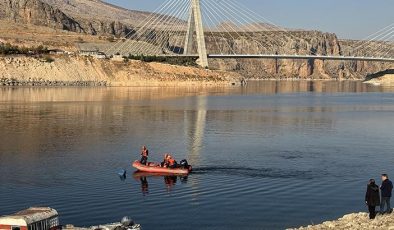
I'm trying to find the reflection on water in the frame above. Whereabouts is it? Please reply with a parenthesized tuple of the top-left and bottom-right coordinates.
(139, 177, 148, 196)
(1, 81, 394, 230)
(133, 172, 189, 195)
(184, 95, 207, 166)
(0, 81, 389, 158)
(0, 80, 391, 103)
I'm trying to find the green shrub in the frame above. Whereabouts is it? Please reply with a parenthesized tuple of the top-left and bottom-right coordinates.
(43, 56, 55, 63)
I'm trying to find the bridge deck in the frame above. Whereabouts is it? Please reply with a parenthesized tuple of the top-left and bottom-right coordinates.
(161, 54, 394, 62)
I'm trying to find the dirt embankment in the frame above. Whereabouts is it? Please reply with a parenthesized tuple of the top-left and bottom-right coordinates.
(288, 212, 394, 230)
(364, 69, 394, 86)
(0, 55, 243, 86)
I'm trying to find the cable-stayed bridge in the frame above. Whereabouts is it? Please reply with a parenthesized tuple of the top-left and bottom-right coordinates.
(106, 0, 394, 68)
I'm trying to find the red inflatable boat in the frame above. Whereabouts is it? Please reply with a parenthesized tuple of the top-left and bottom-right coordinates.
(132, 160, 192, 175)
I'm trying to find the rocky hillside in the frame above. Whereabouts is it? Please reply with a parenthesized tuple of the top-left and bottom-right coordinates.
(0, 56, 242, 86)
(0, 0, 392, 79)
(3, 0, 85, 32)
(0, 0, 182, 36)
(167, 31, 391, 79)
(0, 1, 5, 17)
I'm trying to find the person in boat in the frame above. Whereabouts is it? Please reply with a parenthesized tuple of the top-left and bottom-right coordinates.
(167, 154, 178, 169)
(161, 153, 170, 167)
(140, 145, 149, 165)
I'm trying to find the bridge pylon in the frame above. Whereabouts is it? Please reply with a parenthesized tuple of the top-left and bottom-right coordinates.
(184, 0, 209, 68)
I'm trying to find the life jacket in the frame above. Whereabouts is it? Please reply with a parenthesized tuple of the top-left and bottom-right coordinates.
(168, 158, 176, 166)
(141, 149, 148, 157)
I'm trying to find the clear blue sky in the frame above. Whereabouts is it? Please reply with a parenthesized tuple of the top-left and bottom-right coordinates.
(104, 0, 394, 39)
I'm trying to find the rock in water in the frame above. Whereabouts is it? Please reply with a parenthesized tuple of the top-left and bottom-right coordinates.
(121, 216, 134, 227)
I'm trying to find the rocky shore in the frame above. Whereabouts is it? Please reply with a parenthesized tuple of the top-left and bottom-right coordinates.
(289, 212, 394, 230)
(63, 223, 141, 230)
(0, 77, 108, 86)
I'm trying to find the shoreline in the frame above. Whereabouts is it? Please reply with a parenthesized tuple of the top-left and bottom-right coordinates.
(288, 212, 394, 230)
(0, 77, 364, 88)
(0, 55, 378, 87)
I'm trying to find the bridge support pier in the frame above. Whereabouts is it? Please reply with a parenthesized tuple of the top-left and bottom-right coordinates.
(184, 0, 209, 68)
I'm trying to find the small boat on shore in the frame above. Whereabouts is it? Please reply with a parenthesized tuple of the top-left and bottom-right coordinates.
(132, 160, 192, 175)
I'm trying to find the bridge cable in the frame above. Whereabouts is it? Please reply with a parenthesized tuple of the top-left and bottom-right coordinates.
(224, 0, 321, 56)
(123, 0, 181, 54)
(360, 29, 394, 58)
(135, 0, 190, 55)
(128, 0, 182, 54)
(215, 0, 274, 54)
(351, 23, 394, 52)
(352, 25, 394, 54)
(114, 0, 179, 55)
(105, 0, 175, 54)
(200, 2, 226, 55)
(200, 1, 238, 54)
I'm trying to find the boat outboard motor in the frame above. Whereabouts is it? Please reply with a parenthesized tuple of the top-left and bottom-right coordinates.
(179, 159, 189, 169)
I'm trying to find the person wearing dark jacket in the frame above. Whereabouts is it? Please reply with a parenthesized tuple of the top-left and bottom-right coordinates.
(140, 145, 149, 165)
(365, 179, 380, 219)
(380, 174, 393, 214)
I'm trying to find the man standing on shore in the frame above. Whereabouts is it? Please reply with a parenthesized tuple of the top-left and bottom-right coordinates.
(380, 174, 393, 214)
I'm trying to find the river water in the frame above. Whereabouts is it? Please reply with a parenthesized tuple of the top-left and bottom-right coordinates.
(1, 81, 394, 230)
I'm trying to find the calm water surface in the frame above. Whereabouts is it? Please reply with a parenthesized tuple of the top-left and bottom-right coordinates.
(1, 81, 394, 230)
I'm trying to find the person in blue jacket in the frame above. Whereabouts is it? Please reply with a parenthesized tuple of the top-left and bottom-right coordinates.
(380, 174, 393, 214)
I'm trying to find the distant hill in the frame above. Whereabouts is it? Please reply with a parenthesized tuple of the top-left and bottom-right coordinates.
(240, 22, 285, 32)
(206, 21, 286, 32)
(0, 0, 292, 36)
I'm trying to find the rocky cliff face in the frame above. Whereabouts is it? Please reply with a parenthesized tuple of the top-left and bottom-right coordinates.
(203, 31, 339, 79)
(3, 0, 85, 32)
(1, 0, 140, 36)
(162, 30, 392, 79)
(1, 0, 182, 36)
(199, 31, 392, 79)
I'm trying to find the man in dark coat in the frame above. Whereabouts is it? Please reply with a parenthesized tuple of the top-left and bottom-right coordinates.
(365, 179, 380, 219)
(380, 174, 393, 214)
(140, 145, 149, 165)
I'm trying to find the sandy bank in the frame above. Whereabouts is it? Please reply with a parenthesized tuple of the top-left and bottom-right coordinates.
(288, 212, 394, 230)
(364, 69, 394, 86)
(364, 74, 394, 86)
(0, 55, 243, 86)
